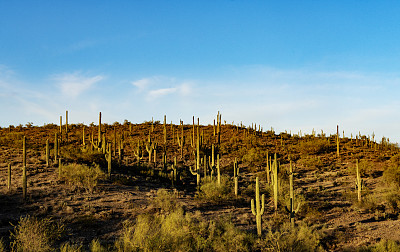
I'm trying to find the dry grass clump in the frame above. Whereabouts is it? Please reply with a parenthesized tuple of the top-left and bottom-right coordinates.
(59, 242, 83, 252)
(198, 175, 233, 202)
(61, 163, 105, 192)
(150, 188, 181, 213)
(360, 239, 400, 252)
(10, 215, 64, 252)
(115, 208, 252, 252)
(257, 222, 324, 252)
(299, 138, 333, 155)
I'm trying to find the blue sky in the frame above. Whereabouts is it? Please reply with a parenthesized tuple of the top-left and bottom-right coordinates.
(1, 1, 400, 142)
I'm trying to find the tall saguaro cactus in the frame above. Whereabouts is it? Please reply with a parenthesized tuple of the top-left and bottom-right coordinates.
(217, 154, 221, 186)
(251, 177, 265, 236)
(285, 161, 301, 227)
(98, 112, 102, 146)
(163, 115, 167, 148)
(22, 136, 27, 200)
(355, 159, 363, 202)
(46, 139, 49, 168)
(265, 152, 271, 184)
(336, 125, 340, 158)
(65, 110, 68, 142)
(54, 133, 58, 164)
(8, 163, 11, 192)
(190, 134, 201, 188)
(105, 145, 112, 178)
(146, 135, 155, 164)
(234, 158, 239, 196)
(272, 153, 279, 212)
(82, 126, 86, 146)
(59, 116, 63, 142)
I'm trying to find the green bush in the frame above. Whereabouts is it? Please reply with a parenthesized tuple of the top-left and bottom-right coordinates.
(59, 243, 83, 252)
(115, 208, 252, 252)
(151, 189, 181, 213)
(299, 139, 333, 155)
(89, 239, 107, 252)
(369, 239, 400, 252)
(242, 147, 265, 166)
(61, 163, 105, 192)
(0, 238, 5, 252)
(198, 175, 233, 202)
(257, 222, 323, 252)
(297, 156, 325, 170)
(10, 215, 64, 252)
(383, 164, 400, 188)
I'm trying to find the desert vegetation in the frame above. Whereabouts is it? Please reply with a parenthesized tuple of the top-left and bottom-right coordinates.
(1, 111, 400, 251)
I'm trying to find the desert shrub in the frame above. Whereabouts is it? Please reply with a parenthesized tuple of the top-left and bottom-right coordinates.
(59, 243, 83, 252)
(389, 154, 400, 167)
(115, 209, 252, 252)
(368, 239, 400, 252)
(384, 190, 400, 214)
(264, 173, 306, 217)
(257, 222, 323, 252)
(151, 189, 181, 213)
(383, 163, 400, 188)
(62, 147, 106, 167)
(242, 147, 265, 166)
(198, 175, 233, 202)
(348, 159, 373, 177)
(89, 239, 107, 252)
(0, 238, 6, 252)
(10, 215, 64, 252)
(299, 139, 333, 155)
(0, 132, 24, 147)
(61, 163, 105, 192)
(297, 156, 325, 170)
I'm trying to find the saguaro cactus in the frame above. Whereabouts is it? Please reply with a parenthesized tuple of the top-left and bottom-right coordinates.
(336, 125, 340, 158)
(58, 158, 62, 179)
(285, 161, 301, 227)
(54, 133, 58, 164)
(355, 159, 363, 202)
(22, 136, 27, 200)
(251, 177, 265, 236)
(105, 145, 112, 178)
(59, 116, 62, 142)
(265, 152, 271, 184)
(234, 158, 239, 196)
(272, 153, 279, 212)
(217, 154, 221, 186)
(82, 126, 86, 146)
(189, 163, 201, 188)
(133, 141, 142, 164)
(163, 115, 167, 147)
(8, 163, 11, 192)
(98, 112, 102, 146)
(146, 135, 155, 164)
(65, 110, 68, 142)
(190, 135, 201, 188)
(46, 139, 49, 168)
(177, 121, 184, 158)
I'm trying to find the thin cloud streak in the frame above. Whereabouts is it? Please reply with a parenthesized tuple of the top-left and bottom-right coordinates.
(53, 72, 104, 98)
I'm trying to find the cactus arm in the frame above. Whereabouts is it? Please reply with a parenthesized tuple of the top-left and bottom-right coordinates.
(251, 199, 256, 215)
(260, 194, 265, 215)
(189, 166, 197, 175)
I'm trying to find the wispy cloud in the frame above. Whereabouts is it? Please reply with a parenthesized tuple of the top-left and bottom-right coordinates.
(148, 87, 177, 99)
(131, 76, 193, 100)
(131, 77, 154, 90)
(53, 72, 104, 98)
